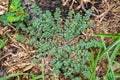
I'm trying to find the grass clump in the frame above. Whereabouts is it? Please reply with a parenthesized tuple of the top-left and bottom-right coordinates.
(17, 4, 100, 79)
(93, 34, 120, 80)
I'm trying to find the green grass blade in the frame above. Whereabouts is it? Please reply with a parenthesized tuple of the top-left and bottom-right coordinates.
(101, 36, 118, 80)
(29, 60, 45, 80)
(115, 74, 120, 78)
(0, 73, 27, 80)
(42, 59, 45, 80)
(89, 46, 102, 80)
(100, 38, 120, 60)
(111, 44, 120, 62)
(0, 39, 7, 49)
(94, 34, 120, 38)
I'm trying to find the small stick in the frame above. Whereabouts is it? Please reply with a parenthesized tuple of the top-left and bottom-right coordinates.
(8, 24, 17, 31)
(97, 4, 115, 22)
(0, 53, 12, 61)
(62, 0, 69, 6)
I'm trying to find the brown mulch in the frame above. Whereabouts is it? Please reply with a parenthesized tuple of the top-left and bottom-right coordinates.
(0, 0, 120, 80)
(0, 0, 9, 15)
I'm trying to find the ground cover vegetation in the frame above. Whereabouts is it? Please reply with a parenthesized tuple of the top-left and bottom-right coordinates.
(19, 4, 100, 79)
(0, 0, 27, 26)
(0, 0, 120, 80)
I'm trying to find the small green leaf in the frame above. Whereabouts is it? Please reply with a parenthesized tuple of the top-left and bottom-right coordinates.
(16, 34, 24, 42)
(10, 4, 17, 12)
(0, 38, 7, 49)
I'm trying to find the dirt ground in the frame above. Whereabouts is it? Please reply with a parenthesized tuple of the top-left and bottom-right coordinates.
(0, 0, 120, 80)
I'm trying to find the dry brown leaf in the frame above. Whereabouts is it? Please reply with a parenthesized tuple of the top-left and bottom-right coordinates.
(0, 27, 3, 35)
(83, 0, 90, 3)
(112, 6, 120, 13)
(16, 63, 31, 68)
(0, 5, 7, 15)
(0, 11, 5, 15)
(23, 64, 34, 72)
(112, 64, 120, 71)
(16, 52, 28, 58)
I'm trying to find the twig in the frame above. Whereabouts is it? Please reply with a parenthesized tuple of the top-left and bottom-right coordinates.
(8, 24, 17, 31)
(62, 0, 69, 6)
(69, 0, 76, 9)
(18, 43, 27, 52)
(97, 4, 115, 22)
(0, 53, 12, 61)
